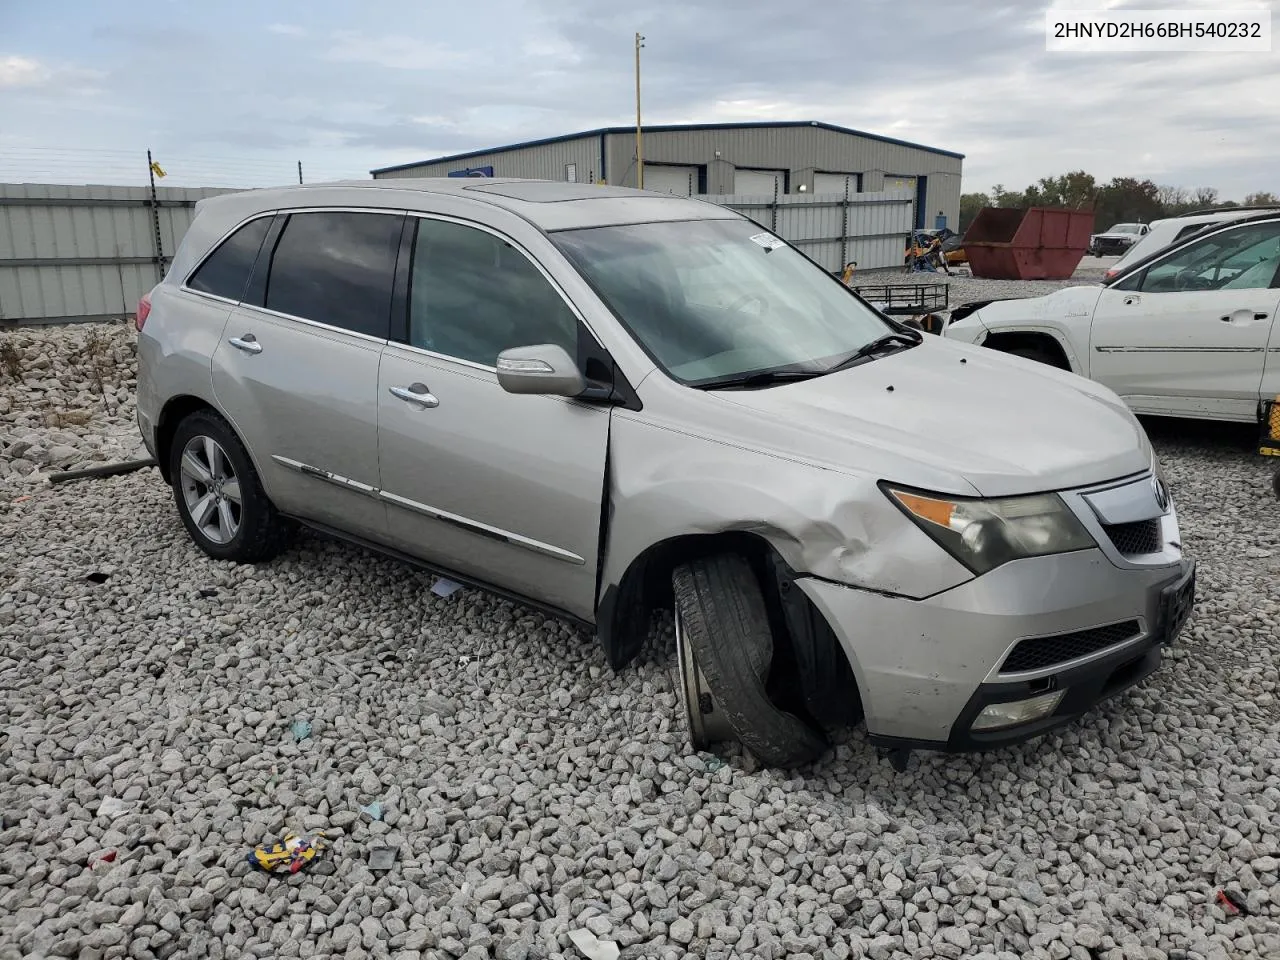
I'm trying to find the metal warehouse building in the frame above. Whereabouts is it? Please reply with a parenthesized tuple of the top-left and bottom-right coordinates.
(370, 120, 964, 232)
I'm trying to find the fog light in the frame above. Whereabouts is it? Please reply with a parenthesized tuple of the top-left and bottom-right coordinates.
(971, 690, 1066, 731)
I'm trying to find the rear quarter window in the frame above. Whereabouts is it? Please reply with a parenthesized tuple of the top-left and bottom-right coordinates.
(186, 216, 273, 301)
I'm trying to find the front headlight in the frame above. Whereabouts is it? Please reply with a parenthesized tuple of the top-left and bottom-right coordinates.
(884, 485, 1096, 575)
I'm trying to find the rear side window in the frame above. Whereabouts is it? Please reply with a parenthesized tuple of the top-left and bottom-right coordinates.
(186, 216, 272, 300)
(263, 211, 403, 338)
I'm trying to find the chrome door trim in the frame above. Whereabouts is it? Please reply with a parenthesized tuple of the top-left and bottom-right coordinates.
(271, 455, 379, 497)
(378, 490, 586, 565)
(271, 456, 584, 565)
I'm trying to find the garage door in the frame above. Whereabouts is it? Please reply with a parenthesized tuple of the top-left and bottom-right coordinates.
(814, 172, 859, 195)
(735, 169, 785, 196)
(642, 165, 696, 196)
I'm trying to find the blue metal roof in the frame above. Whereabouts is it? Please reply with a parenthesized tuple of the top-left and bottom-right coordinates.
(369, 120, 964, 175)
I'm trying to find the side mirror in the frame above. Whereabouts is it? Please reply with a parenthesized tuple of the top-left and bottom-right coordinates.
(496, 344, 586, 397)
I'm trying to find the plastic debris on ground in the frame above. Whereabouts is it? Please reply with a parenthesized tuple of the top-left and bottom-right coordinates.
(430, 577, 464, 598)
(368, 846, 398, 871)
(89, 850, 117, 868)
(246, 832, 328, 874)
(567, 928, 621, 960)
(1216, 888, 1249, 915)
(290, 718, 313, 742)
(359, 801, 384, 822)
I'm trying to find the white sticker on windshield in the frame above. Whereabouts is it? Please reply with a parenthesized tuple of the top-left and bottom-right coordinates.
(749, 232, 785, 250)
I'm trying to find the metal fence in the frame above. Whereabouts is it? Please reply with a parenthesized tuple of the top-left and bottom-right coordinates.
(703, 188, 915, 272)
(0, 182, 239, 327)
(1, 180, 916, 327)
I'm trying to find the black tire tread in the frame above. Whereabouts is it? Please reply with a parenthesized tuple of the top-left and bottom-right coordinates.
(672, 554, 827, 768)
(169, 410, 288, 563)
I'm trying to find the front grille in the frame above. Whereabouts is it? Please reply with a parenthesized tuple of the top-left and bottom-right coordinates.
(1104, 519, 1163, 556)
(1001, 619, 1142, 674)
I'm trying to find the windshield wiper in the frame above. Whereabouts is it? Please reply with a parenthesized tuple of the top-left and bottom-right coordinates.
(825, 330, 922, 373)
(693, 368, 827, 390)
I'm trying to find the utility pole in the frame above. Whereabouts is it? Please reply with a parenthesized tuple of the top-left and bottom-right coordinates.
(297, 161, 303, 184)
(635, 32, 645, 190)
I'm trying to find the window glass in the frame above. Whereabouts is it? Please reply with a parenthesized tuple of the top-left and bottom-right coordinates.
(187, 216, 272, 300)
(552, 218, 892, 385)
(1141, 222, 1280, 293)
(408, 218, 579, 366)
(264, 212, 402, 338)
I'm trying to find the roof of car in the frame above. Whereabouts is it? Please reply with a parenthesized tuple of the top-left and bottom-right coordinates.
(197, 178, 741, 232)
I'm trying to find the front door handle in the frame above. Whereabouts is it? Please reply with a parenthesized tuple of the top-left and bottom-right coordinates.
(388, 383, 439, 408)
(1220, 310, 1270, 323)
(229, 334, 262, 354)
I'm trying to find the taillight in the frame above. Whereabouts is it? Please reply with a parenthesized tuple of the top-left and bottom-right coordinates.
(136, 293, 151, 332)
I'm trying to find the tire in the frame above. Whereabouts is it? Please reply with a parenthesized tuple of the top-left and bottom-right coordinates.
(1005, 344, 1063, 369)
(672, 553, 827, 768)
(168, 410, 288, 563)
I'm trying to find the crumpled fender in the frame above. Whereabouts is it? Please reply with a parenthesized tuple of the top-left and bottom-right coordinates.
(599, 415, 975, 605)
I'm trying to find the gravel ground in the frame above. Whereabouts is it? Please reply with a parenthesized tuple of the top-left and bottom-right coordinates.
(2, 314, 1280, 960)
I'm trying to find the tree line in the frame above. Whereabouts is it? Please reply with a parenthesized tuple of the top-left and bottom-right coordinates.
(958, 171, 1279, 233)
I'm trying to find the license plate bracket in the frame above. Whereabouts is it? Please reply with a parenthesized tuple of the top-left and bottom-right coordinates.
(1158, 563, 1196, 645)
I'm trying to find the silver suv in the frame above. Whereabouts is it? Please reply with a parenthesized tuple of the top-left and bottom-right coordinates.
(135, 179, 1196, 768)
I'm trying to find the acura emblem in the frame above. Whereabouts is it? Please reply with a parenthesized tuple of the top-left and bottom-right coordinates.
(1152, 476, 1170, 513)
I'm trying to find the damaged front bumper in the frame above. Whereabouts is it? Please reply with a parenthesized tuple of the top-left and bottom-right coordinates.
(797, 546, 1194, 751)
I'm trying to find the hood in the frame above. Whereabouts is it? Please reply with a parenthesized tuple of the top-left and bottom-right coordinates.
(966, 284, 1106, 330)
(702, 336, 1151, 499)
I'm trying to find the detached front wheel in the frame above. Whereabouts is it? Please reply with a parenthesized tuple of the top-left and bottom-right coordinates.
(672, 553, 827, 768)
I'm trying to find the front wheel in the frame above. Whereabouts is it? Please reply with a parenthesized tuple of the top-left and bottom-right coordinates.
(672, 554, 827, 768)
(168, 410, 288, 563)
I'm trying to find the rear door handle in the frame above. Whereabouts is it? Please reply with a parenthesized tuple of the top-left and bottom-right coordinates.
(229, 334, 262, 354)
(1220, 311, 1270, 323)
(388, 383, 439, 408)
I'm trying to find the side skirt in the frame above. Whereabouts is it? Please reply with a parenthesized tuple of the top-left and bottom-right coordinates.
(290, 517, 595, 633)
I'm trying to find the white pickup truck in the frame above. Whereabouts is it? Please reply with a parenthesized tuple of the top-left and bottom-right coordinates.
(943, 211, 1280, 423)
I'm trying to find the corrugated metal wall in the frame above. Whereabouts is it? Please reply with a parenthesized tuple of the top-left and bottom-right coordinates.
(704, 190, 915, 270)
(0, 183, 239, 326)
(373, 136, 604, 184)
(606, 126, 962, 228)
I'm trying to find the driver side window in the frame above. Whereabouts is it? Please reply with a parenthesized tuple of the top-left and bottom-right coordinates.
(1140, 221, 1280, 293)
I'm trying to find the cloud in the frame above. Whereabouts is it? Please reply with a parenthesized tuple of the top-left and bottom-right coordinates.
(0, 55, 51, 88)
(1, 0, 1277, 197)
(325, 31, 476, 70)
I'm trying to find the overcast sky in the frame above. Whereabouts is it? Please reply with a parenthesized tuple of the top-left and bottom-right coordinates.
(1, 0, 1277, 197)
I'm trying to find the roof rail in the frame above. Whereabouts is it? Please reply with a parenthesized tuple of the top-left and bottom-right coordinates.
(1181, 204, 1280, 217)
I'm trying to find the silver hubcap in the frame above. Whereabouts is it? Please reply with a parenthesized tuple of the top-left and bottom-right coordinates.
(674, 608, 736, 751)
(179, 435, 241, 545)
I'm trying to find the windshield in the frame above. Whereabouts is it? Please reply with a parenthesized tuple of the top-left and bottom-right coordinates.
(551, 218, 893, 385)
(1110, 223, 1142, 234)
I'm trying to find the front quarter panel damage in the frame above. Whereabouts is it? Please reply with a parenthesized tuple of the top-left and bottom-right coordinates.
(599, 415, 976, 605)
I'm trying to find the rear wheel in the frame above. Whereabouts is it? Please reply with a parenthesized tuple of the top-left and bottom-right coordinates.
(672, 553, 827, 768)
(169, 410, 288, 563)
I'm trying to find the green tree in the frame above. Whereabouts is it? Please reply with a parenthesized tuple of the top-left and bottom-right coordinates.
(959, 192, 991, 232)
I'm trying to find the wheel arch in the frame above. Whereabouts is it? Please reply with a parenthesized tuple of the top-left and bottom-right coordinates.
(982, 329, 1079, 372)
(595, 528, 864, 728)
(154, 394, 276, 500)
